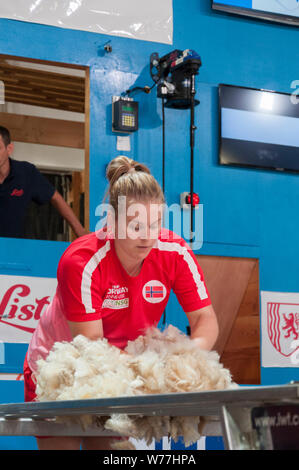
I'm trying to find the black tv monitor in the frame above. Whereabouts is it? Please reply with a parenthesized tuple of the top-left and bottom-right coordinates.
(212, 1, 299, 27)
(218, 84, 299, 173)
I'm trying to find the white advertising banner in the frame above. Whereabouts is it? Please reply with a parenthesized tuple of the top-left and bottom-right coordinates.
(0, 0, 173, 44)
(261, 291, 299, 368)
(0, 274, 57, 343)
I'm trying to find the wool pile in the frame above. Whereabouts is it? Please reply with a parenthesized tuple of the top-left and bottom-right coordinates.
(35, 325, 236, 447)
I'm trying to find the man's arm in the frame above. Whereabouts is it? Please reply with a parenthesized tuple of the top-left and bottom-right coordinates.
(50, 190, 88, 238)
(185, 304, 219, 351)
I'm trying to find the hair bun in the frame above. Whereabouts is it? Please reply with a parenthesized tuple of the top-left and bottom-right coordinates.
(106, 156, 150, 188)
(103, 156, 164, 211)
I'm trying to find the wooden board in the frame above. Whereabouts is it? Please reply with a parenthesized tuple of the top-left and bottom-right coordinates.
(195, 255, 260, 384)
(220, 261, 260, 384)
(196, 255, 256, 354)
(0, 61, 85, 113)
(0, 112, 84, 148)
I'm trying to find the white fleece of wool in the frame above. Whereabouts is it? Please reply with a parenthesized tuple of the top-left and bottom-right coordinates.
(35, 325, 236, 446)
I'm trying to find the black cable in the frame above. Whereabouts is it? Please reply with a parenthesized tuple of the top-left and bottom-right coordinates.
(125, 82, 156, 97)
(162, 97, 165, 193)
(189, 74, 197, 248)
(162, 96, 166, 326)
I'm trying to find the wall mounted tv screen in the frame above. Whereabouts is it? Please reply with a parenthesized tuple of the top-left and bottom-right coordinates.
(212, 1, 299, 27)
(219, 84, 299, 173)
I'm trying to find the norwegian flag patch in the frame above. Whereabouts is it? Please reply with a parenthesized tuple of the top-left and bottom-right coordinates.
(142, 280, 167, 304)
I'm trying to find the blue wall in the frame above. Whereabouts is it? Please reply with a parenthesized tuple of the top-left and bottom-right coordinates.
(0, 0, 299, 441)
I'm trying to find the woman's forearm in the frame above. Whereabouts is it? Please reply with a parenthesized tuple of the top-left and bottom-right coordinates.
(188, 305, 219, 351)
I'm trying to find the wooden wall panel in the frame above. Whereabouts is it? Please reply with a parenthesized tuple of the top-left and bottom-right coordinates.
(195, 255, 256, 354)
(195, 255, 260, 384)
(0, 61, 85, 112)
(0, 112, 84, 148)
(221, 261, 260, 384)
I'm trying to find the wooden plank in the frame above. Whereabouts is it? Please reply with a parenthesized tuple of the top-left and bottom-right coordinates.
(3, 92, 84, 113)
(222, 316, 260, 351)
(0, 54, 86, 72)
(1, 79, 85, 101)
(238, 261, 260, 317)
(0, 62, 85, 87)
(0, 74, 84, 91)
(220, 348, 260, 384)
(195, 255, 257, 355)
(4, 82, 84, 100)
(195, 255, 260, 384)
(2, 94, 83, 112)
(0, 62, 85, 112)
(0, 112, 84, 149)
(220, 260, 260, 384)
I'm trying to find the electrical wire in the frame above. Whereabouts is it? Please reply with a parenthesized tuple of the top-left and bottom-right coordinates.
(162, 97, 165, 194)
(124, 82, 157, 97)
(162, 96, 166, 326)
(189, 74, 197, 249)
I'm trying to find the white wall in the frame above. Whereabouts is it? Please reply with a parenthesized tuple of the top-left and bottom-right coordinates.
(12, 142, 84, 172)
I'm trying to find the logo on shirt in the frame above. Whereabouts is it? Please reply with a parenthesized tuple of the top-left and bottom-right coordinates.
(102, 284, 129, 310)
(10, 189, 24, 197)
(142, 280, 167, 304)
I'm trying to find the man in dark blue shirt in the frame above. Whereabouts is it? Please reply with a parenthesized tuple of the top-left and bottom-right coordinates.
(0, 126, 87, 239)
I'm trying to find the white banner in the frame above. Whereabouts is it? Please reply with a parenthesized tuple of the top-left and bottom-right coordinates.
(0, 0, 173, 44)
(0, 274, 57, 343)
(261, 291, 299, 368)
(0, 373, 23, 380)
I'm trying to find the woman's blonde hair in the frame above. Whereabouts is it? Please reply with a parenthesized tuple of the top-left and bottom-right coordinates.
(105, 156, 164, 215)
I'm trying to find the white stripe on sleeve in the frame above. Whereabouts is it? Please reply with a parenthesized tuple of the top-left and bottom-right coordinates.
(156, 240, 209, 300)
(81, 240, 111, 314)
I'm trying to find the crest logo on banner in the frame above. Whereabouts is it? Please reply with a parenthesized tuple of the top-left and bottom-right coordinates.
(0, 275, 57, 343)
(267, 302, 299, 357)
(261, 291, 299, 367)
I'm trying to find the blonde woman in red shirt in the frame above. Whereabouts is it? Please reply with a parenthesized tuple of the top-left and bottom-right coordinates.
(23, 156, 219, 450)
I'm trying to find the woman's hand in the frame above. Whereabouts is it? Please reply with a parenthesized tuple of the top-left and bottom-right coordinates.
(185, 304, 219, 351)
(191, 337, 209, 350)
(67, 319, 104, 341)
